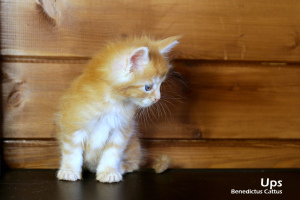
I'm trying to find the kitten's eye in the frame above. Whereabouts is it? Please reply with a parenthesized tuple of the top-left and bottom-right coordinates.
(144, 84, 153, 92)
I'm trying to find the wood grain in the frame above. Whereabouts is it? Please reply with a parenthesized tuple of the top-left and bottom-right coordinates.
(2, 61, 300, 139)
(2, 61, 85, 138)
(3, 139, 300, 169)
(1, 0, 300, 61)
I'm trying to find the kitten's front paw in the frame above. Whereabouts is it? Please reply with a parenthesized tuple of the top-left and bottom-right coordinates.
(57, 169, 81, 181)
(96, 170, 122, 183)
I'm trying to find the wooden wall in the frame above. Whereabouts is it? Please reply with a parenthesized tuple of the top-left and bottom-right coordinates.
(1, 0, 300, 169)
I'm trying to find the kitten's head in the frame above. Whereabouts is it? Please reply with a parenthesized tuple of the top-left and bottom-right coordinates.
(108, 36, 180, 107)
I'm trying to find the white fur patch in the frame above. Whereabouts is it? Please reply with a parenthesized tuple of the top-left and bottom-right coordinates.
(160, 40, 179, 55)
(61, 147, 83, 172)
(81, 117, 109, 150)
(103, 110, 125, 129)
(77, 103, 134, 173)
(97, 147, 121, 171)
(72, 129, 88, 146)
(78, 108, 128, 150)
(142, 99, 152, 105)
(62, 143, 74, 152)
(109, 129, 126, 146)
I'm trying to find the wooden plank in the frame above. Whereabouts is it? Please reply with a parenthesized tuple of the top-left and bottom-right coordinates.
(3, 139, 300, 169)
(2, 61, 300, 139)
(1, 0, 300, 61)
(3, 140, 60, 169)
(2, 61, 86, 138)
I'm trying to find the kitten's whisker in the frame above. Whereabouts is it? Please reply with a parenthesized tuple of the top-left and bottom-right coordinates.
(146, 107, 158, 128)
(161, 93, 184, 99)
(148, 107, 155, 124)
(156, 102, 163, 119)
(163, 81, 175, 89)
(149, 106, 157, 120)
(161, 92, 185, 102)
(167, 78, 181, 86)
(145, 107, 150, 123)
(137, 109, 143, 121)
(154, 102, 161, 119)
(162, 97, 184, 100)
(135, 107, 143, 120)
(168, 71, 188, 87)
(137, 107, 147, 129)
(164, 80, 177, 88)
(159, 101, 168, 121)
(161, 101, 174, 121)
(149, 108, 159, 128)
(162, 99, 176, 107)
(162, 91, 183, 95)
(139, 109, 144, 121)
(143, 109, 148, 127)
(161, 97, 184, 104)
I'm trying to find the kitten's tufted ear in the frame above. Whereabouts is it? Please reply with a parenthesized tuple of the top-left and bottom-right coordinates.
(158, 36, 180, 55)
(127, 47, 149, 72)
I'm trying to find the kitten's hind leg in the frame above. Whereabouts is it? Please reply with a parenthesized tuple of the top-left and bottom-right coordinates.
(120, 134, 143, 174)
(57, 142, 83, 181)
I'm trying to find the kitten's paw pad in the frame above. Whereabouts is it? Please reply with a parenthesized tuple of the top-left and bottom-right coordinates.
(96, 171, 122, 183)
(121, 162, 139, 174)
(57, 169, 81, 181)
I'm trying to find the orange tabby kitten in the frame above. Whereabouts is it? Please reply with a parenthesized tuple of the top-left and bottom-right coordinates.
(56, 36, 179, 182)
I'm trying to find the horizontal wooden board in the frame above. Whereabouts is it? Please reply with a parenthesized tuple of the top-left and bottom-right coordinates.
(3, 139, 300, 169)
(2, 61, 300, 139)
(1, 0, 300, 61)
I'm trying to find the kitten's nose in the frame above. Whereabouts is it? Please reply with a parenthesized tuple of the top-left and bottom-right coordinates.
(154, 91, 160, 102)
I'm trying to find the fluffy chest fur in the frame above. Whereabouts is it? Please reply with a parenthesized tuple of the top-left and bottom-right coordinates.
(77, 104, 136, 172)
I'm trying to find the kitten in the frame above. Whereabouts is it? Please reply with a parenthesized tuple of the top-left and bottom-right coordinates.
(56, 36, 179, 182)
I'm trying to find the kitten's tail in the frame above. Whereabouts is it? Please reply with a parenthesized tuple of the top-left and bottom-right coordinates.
(152, 154, 172, 173)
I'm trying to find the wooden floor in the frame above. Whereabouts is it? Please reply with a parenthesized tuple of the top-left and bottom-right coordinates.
(0, 169, 299, 200)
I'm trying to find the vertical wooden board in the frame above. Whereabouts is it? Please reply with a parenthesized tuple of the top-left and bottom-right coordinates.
(1, 0, 300, 61)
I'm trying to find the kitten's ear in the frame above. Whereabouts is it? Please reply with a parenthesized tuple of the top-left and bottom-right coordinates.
(127, 47, 149, 72)
(158, 36, 181, 55)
